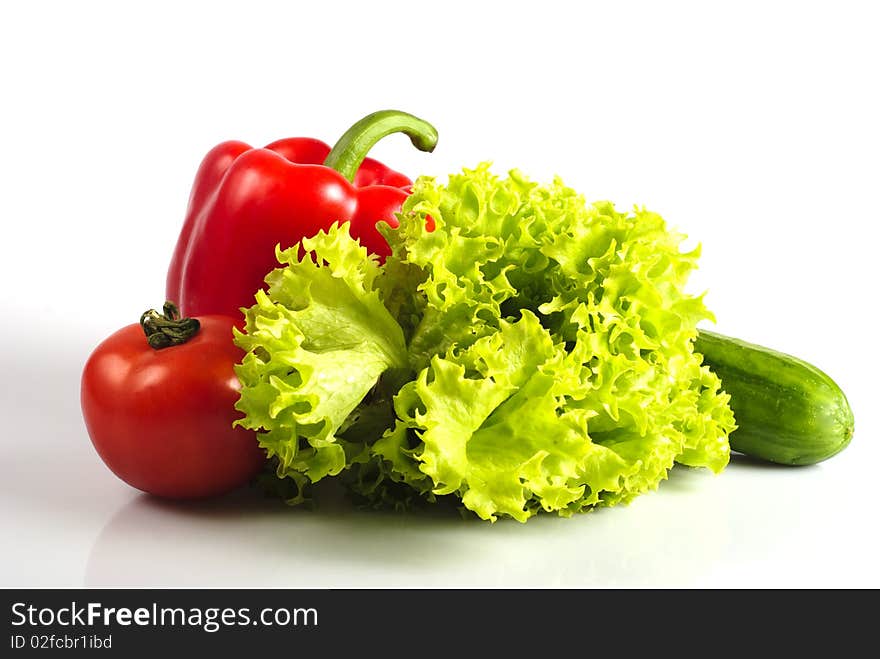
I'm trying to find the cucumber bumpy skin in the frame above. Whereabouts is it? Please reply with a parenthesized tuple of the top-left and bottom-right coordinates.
(695, 330, 854, 466)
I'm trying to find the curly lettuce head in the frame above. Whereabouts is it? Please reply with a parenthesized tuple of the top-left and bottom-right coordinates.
(234, 165, 736, 521)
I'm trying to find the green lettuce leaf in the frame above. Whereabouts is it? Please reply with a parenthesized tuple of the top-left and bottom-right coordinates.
(385, 311, 628, 522)
(233, 222, 408, 497)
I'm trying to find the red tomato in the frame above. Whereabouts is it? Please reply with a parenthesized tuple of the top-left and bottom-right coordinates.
(81, 313, 266, 499)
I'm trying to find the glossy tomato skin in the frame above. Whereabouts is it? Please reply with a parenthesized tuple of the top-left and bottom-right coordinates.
(81, 316, 266, 499)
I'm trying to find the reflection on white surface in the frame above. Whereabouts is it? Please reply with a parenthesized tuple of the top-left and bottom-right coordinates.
(85, 468, 729, 588)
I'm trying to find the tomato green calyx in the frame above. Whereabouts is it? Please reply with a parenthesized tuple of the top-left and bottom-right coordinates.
(323, 110, 438, 182)
(140, 301, 200, 349)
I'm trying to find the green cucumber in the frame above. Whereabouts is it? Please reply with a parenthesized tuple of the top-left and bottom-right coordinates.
(695, 329, 854, 465)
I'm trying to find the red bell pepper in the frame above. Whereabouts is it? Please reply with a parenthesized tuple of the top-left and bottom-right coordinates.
(166, 110, 438, 318)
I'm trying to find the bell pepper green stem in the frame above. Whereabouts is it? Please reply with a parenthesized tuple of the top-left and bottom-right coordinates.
(140, 301, 200, 349)
(324, 110, 438, 182)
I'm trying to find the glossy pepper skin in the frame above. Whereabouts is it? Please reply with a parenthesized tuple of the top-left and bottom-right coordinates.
(166, 111, 438, 319)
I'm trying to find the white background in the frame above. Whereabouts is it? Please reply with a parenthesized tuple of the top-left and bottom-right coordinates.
(1, 0, 878, 588)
